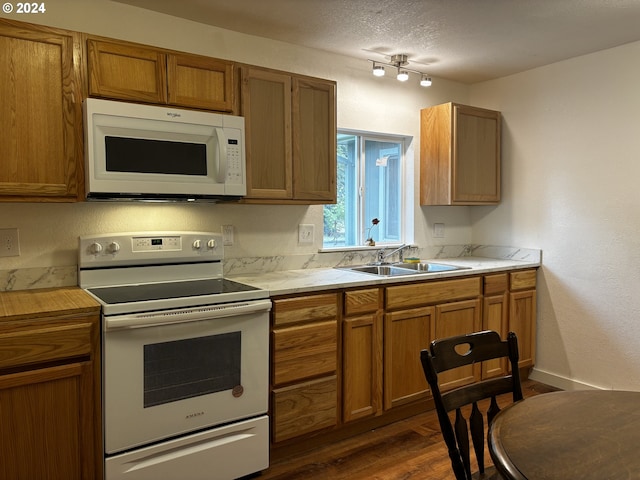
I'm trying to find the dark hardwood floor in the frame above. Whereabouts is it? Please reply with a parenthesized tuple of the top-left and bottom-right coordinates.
(258, 380, 559, 480)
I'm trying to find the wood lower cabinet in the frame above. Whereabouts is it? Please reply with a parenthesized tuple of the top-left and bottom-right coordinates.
(87, 37, 235, 112)
(0, 19, 83, 202)
(386, 277, 482, 394)
(509, 270, 537, 369)
(0, 288, 101, 480)
(0, 362, 93, 479)
(433, 298, 482, 391)
(342, 288, 383, 422)
(241, 66, 336, 203)
(271, 293, 339, 443)
(383, 306, 432, 409)
(482, 273, 509, 379)
(270, 269, 537, 451)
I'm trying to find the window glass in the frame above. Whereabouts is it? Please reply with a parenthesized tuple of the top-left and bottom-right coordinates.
(323, 132, 404, 248)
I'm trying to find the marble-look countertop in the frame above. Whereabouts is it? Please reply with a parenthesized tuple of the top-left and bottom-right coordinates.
(229, 256, 541, 296)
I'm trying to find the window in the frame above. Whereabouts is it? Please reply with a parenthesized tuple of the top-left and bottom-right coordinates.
(323, 131, 405, 248)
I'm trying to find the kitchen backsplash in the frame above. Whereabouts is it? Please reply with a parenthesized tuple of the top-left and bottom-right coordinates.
(0, 245, 541, 291)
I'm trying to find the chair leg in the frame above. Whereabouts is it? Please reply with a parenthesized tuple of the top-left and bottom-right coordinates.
(470, 402, 485, 473)
(454, 409, 472, 479)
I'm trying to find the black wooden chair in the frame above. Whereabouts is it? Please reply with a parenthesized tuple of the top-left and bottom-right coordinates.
(420, 330, 523, 480)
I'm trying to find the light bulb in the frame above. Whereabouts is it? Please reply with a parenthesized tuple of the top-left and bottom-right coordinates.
(373, 64, 385, 77)
(397, 70, 409, 82)
(420, 75, 432, 87)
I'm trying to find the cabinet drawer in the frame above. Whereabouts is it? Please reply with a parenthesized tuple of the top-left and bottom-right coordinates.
(272, 320, 337, 385)
(272, 376, 338, 442)
(510, 270, 537, 290)
(386, 277, 481, 310)
(0, 322, 92, 370)
(273, 293, 338, 326)
(344, 288, 381, 316)
(484, 273, 508, 295)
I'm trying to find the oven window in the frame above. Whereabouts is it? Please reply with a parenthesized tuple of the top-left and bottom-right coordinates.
(143, 332, 241, 408)
(105, 137, 207, 175)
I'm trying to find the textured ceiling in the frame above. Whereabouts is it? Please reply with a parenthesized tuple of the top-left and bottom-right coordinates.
(113, 0, 640, 84)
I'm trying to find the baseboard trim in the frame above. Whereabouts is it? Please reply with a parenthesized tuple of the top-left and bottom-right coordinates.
(529, 368, 606, 391)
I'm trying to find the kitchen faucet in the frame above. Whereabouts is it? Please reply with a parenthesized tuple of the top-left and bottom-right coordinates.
(374, 244, 411, 265)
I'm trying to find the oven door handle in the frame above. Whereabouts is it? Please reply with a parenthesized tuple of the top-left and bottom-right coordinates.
(104, 299, 272, 330)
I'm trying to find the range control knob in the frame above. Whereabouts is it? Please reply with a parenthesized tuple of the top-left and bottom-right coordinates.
(207, 239, 217, 249)
(88, 242, 103, 255)
(107, 242, 120, 254)
(193, 239, 202, 250)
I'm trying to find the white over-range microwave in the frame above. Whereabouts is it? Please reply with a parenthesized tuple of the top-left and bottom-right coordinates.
(83, 98, 246, 201)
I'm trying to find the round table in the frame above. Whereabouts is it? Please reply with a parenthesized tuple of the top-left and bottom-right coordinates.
(488, 390, 640, 479)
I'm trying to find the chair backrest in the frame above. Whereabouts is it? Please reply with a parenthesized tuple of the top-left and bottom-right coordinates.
(420, 330, 523, 480)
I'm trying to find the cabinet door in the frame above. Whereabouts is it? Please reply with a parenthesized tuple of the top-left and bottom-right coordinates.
(343, 313, 382, 421)
(384, 307, 432, 410)
(453, 104, 501, 203)
(292, 77, 336, 201)
(483, 293, 508, 378)
(241, 67, 292, 199)
(0, 361, 94, 480)
(87, 39, 167, 103)
(420, 102, 500, 206)
(167, 53, 234, 112)
(0, 21, 81, 201)
(433, 298, 482, 391)
(482, 273, 509, 379)
(509, 290, 537, 368)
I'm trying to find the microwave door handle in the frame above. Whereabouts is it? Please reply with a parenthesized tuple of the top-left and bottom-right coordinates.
(214, 127, 228, 183)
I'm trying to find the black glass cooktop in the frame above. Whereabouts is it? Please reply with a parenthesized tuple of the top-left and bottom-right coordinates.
(88, 278, 259, 305)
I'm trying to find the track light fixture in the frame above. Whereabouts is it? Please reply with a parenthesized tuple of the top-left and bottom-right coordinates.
(369, 54, 432, 87)
(372, 64, 385, 77)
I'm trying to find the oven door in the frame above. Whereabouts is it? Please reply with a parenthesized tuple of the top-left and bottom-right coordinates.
(103, 300, 270, 454)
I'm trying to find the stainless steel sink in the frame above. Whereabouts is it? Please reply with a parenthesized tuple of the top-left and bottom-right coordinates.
(392, 262, 468, 273)
(339, 262, 468, 277)
(347, 265, 421, 276)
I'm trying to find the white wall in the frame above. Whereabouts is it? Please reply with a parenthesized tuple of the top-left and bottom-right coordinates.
(0, 0, 471, 273)
(470, 41, 640, 390)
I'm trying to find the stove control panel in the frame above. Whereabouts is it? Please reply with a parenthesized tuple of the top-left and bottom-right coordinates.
(79, 231, 224, 268)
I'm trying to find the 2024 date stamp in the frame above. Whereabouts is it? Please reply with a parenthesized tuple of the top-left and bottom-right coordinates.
(3, 2, 46, 13)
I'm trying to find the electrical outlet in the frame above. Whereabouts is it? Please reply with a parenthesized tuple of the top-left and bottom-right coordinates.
(0, 228, 20, 257)
(222, 225, 234, 246)
(298, 224, 314, 244)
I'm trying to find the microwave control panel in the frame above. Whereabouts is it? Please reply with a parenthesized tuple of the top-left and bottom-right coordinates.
(226, 139, 243, 184)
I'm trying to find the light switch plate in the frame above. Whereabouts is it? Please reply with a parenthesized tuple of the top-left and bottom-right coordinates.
(298, 224, 314, 244)
(433, 223, 445, 238)
(222, 225, 234, 246)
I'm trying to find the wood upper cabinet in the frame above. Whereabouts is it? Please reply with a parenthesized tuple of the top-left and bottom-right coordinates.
(0, 19, 83, 202)
(87, 38, 235, 112)
(271, 293, 339, 443)
(240, 66, 336, 203)
(0, 288, 101, 480)
(420, 102, 501, 205)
